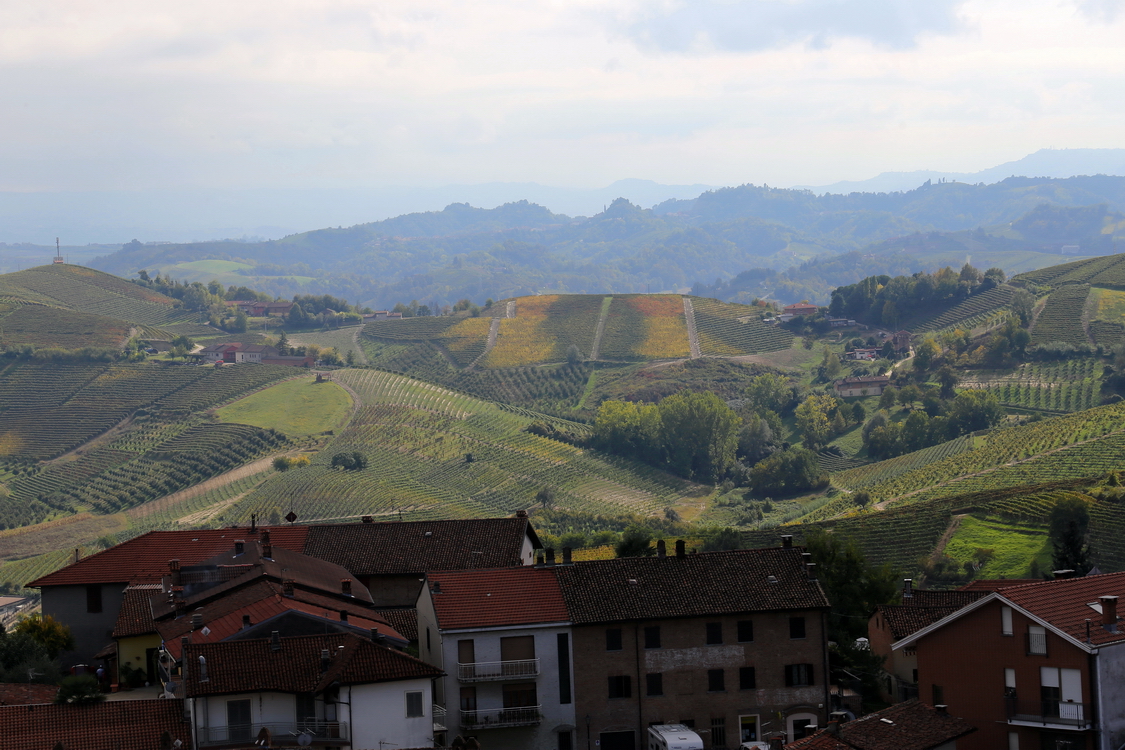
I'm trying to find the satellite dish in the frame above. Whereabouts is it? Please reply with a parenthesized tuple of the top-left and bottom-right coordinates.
(297, 732, 313, 747)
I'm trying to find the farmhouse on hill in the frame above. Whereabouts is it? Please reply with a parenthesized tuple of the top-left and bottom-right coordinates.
(834, 375, 891, 397)
(783, 302, 819, 316)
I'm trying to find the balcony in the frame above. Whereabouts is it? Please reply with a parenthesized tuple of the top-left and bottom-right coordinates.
(457, 659, 539, 682)
(460, 706, 542, 729)
(1006, 699, 1091, 731)
(198, 721, 349, 746)
(433, 704, 448, 733)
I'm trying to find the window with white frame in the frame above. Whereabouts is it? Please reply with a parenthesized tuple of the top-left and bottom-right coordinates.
(1001, 606, 1013, 636)
(405, 690, 425, 718)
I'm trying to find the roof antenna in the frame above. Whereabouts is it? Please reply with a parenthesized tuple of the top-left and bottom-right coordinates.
(54, 238, 64, 265)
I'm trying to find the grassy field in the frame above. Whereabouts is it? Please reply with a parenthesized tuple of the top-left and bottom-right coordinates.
(216, 377, 353, 435)
(943, 516, 1050, 579)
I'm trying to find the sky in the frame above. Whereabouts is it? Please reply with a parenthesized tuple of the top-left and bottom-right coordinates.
(2, 0, 1124, 193)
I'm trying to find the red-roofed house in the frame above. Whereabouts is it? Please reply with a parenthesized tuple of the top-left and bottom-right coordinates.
(3, 698, 192, 750)
(785, 700, 975, 750)
(894, 571, 1125, 750)
(428, 565, 574, 750)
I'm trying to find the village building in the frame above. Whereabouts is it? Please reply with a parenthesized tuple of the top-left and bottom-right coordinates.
(845, 348, 879, 361)
(428, 562, 576, 750)
(826, 317, 857, 328)
(557, 538, 831, 749)
(782, 303, 819, 317)
(893, 571, 1125, 750)
(183, 632, 442, 750)
(833, 376, 891, 397)
(785, 699, 976, 750)
(894, 330, 912, 353)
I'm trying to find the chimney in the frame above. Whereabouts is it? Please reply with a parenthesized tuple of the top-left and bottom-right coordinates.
(1101, 595, 1119, 628)
(74, 548, 80, 564)
(340, 611, 348, 623)
(827, 721, 839, 735)
(1054, 569, 1075, 580)
(270, 631, 281, 652)
(935, 704, 948, 716)
(657, 540, 667, 558)
(320, 648, 331, 672)
(432, 581, 442, 595)
(562, 547, 573, 565)
(781, 535, 793, 549)
(260, 529, 271, 545)
(515, 509, 528, 518)
(249, 514, 257, 534)
(174, 598, 186, 618)
(169, 559, 181, 586)
(903, 578, 913, 599)
(234, 540, 244, 555)
(806, 562, 817, 580)
(675, 540, 686, 559)
(534, 551, 545, 568)
(341, 579, 353, 596)
(802, 552, 812, 567)
(371, 629, 387, 645)
(361, 515, 373, 523)
(242, 615, 251, 630)
(181, 636, 190, 649)
(191, 612, 203, 631)
(262, 542, 273, 559)
(546, 548, 556, 567)
(282, 579, 294, 596)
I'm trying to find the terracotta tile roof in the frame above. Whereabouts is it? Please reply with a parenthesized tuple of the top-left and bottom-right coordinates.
(183, 633, 441, 697)
(302, 518, 538, 575)
(0, 683, 58, 705)
(430, 568, 569, 629)
(2, 698, 192, 750)
(960, 578, 1041, 591)
(373, 608, 418, 641)
(113, 584, 165, 637)
(29, 527, 309, 587)
(556, 547, 829, 624)
(903, 589, 986, 607)
(877, 605, 966, 641)
(154, 580, 401, 660)
(999, 571, 1125, 647)
(788, 701, 975, 750)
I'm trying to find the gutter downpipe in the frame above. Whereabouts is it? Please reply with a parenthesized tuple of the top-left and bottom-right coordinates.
(635, 622, 645, 743)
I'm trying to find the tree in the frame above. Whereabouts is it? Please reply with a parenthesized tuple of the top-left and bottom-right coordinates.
(12, 614, 74, 659)
(851, 402, 866, 423)
(276, 330, 289, 355)
(536, 486, 556, 509)
(330, 452, 367, 471)
(897, 384, 923, 409)
(273, 456, 291, 472)
(1011, 290, 1036, 327)
(566, 344, 581, 365)
(795, 394, 835, 450)
(878, 386, 897, 411)
(55, 674, 104, 704)
(231, 309, 249, 333)
(615, 525, 654, 557)
(881, 300, 899, 329)
(913, 338, 939, 372)
(936, 366, 959, 400)
(345, 349, 356, 366)
(748, 447, 825, 495)
(658, 391, 742, 482)
(853, 491, 871, 509)
(947, 390, 1002, 434)
(702, 528, 743, 551)
(170, 334, 194, 351)
(745, 373, 793, 414)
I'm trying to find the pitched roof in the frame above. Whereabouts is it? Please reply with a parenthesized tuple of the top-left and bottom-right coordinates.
(183, 633, 441, 697)
(556, 547, 828, 624)
(374, 608, 419, 641)
(959, 578, 1041, 591)
(0, 683, 58, 706)
(787, 701, 975, 750)
(905, 589, 987, 607)
(877, 605, 966, 641)
(113, 584, 165, 637)
(2, 698, 192, 750)
(999, 571, 1125, 647)
(29, 527, 309, 587)
(302, 518, 538, 575)
(430, 568, 569, 630)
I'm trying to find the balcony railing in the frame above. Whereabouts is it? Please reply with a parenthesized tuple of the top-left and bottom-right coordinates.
(433, 704, 448, 732)
(198, 721, 349, 746)
(457, 659, 540, 682)
(460, 706, 542, 729)
(1006, 699, 1091, 730)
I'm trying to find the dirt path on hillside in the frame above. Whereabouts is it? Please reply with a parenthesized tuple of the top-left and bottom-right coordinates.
(683, 297, 701, 359)
(930, 514, 967, 562)
(590, 297, 611, 361)
(470, 317, 503, 369)
(351, 327, 368, 365)
(127, 452, 293, 520)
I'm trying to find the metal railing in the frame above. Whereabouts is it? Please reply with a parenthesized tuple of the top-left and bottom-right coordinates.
(457, 659, 539, 682)
(433, 704, 448, 732)
(1006, 698, 1090, 729)
(459, 706, 542, 728)
(198, 721, 349, 746)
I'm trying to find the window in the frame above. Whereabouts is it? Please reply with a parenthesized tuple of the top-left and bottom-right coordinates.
(503, 682, 537, 708)
(644, 626, 662, 649)
(1027, 625, 1047, 655)
(789, 616, 806, 639)
(500, 635, 535, 661)
(606, 628, 623, 651)
(708, 668, 725, 692)
(737, 620, 754, 642)
(1001, 606, 1014, 636)
(86, 584, 102, 614)
(557, 633, 572, 705)
(740, 666, 756, 690)
(459, 686, 477, 712)
(227, 699, 251, 741)
(1008, 732, 1019, 750)
(711, 718, 726, 748)
(406, 690, 425, 717)
(608, 675, 632, 699)
(426, 627, 431, 652)
(1005, 668, 1016, 697)
(296, 693, 316, 724)
(646, 673, 663, 696)
(784, 664, 814, 687)
(559, 731, 573, 750)
(932, 684, 944, 706)
(739, 716, 759, 743)
(706, 622, 723, 645)
(458, 639, 475, 664)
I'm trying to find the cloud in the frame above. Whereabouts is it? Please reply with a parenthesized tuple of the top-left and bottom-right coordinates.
(619, 0, 967, 53)
(1076, 0, 1123, 22)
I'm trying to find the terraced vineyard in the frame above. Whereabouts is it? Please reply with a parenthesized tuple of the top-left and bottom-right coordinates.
(362, 316, 458, 341)
(832, 435, 976, 490)
(1015, 252, 1125, 287)
(224, 368, 696, 526)
(690, 297, 792, 355)
(957, 359, 1102, 413)
(599, 295, 690, 361)
(849, 401, 1125, 503)
(913, 285, 1016, 333)
(1031, 284, 1091, 345)
(437, 317, 492, 366)
(0, 304, 131, 348)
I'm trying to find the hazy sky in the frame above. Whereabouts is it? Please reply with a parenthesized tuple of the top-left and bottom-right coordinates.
(3, 0, 1123, 192)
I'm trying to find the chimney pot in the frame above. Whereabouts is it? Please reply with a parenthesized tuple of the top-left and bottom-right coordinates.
(935, 704, 948, 716)
(234, 540, 244, 555)
(341, 578, 352, 596)
(191, 612, 203, 630)
(562, 547, 573, 565)
(806, 562, 817, 580)
(432, 581, 442, 594)
(1053, 569, 1075, 580)
(270, 631, 281, 651)
(781, 535, 793, 549)
(657, 540, 667, 558)
(675, 540, 686, 559)
(546, 548, 556, 567)
(1101, 595, 1119, 628)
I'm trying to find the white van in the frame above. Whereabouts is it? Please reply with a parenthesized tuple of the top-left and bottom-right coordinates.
(647, 724, 704, 750)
